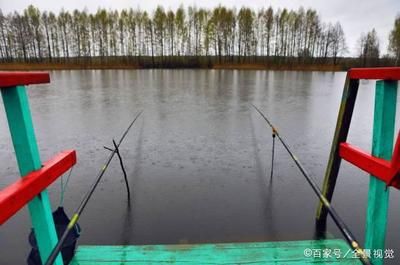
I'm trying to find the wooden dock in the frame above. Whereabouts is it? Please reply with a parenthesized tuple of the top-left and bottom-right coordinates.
(71, 239, 361, 264)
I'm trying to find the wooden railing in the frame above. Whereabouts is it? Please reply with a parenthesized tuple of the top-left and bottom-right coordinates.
(0, 71, 76, 265)
(316, 67, 399, 265)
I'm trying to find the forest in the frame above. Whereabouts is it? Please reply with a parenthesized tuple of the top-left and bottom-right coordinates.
(0, 5, 399, 70)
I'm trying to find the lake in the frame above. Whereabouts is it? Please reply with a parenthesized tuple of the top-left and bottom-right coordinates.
(0, 70, 399, 264)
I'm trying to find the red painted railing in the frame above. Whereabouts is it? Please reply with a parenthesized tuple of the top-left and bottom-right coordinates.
(0, 150, 76, 224)
(348, 67, 400, 80)
(0, 71, 50, 88)
(339, 136, 400, 188)
(340, 67, 400, 188)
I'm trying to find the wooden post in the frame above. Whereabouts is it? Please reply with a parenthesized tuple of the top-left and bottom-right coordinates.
(316, 77, 360, 228)
(365, 80, 397, 265)
(1, 86, 63, 265)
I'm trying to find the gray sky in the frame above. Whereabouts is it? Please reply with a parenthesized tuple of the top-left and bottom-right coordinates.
(1, 0, 399, 56)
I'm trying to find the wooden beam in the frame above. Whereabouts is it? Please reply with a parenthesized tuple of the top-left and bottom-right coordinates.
(348, 67, 400, 80)
(0, 71, 50, 88)
(1, 85, 63, 265)
(365, 80, 397, 265)
(0, 150, 76, 225)
(316, 76, 359, 229)
(339, 137, 400, 188)
(339, 143, 392, 182)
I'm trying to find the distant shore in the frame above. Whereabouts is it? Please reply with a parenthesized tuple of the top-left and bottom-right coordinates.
(212, 63, 343, 71)
(0, 62, 345, 71)
(0, 56, 394, 71)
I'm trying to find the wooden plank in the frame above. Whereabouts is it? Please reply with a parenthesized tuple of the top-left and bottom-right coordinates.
(71, 239, 362, 264)
(365, 80, 397, 265)
(0, 150, 76, 225)
(0, 71, 50, 88)
(348, 67, 400, 80)
(316, 77, 359, 229)
(1, 85, 63, 265)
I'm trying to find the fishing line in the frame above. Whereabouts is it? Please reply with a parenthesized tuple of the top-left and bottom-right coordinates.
(60, 166, 74, 206)
(45, 110, 143, 265)
(251, 103, 371, 265)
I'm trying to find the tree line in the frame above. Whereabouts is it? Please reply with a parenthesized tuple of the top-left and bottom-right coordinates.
(0, 5, 399, 67)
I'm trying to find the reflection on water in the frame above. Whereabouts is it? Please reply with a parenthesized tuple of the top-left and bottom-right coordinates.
(0, 70, 399, 264)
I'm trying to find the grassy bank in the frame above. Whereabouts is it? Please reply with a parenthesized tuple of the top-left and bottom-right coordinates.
(212, 63, 343, 71)
(0, 62, 141, 70)
(0, 62, 344, 71)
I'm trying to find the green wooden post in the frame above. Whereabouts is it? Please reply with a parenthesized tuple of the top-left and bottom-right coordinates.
(1, 86, 63, 265)
(365, 80, 397, 265)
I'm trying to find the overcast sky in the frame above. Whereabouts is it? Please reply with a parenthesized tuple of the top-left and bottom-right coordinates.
(1, 0, 399, 56)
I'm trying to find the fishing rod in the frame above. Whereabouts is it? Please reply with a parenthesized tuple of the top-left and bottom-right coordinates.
(45, 110, 143, 265)
(251, 104, 371, 265)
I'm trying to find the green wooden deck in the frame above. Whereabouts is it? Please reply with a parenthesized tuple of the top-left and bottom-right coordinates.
(70, 239, 362, 264)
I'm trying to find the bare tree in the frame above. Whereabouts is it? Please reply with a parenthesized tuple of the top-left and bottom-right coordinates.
(389, 15, 400, 65)
(0, 4, 358, 67)
(358, 29, 380, 66)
